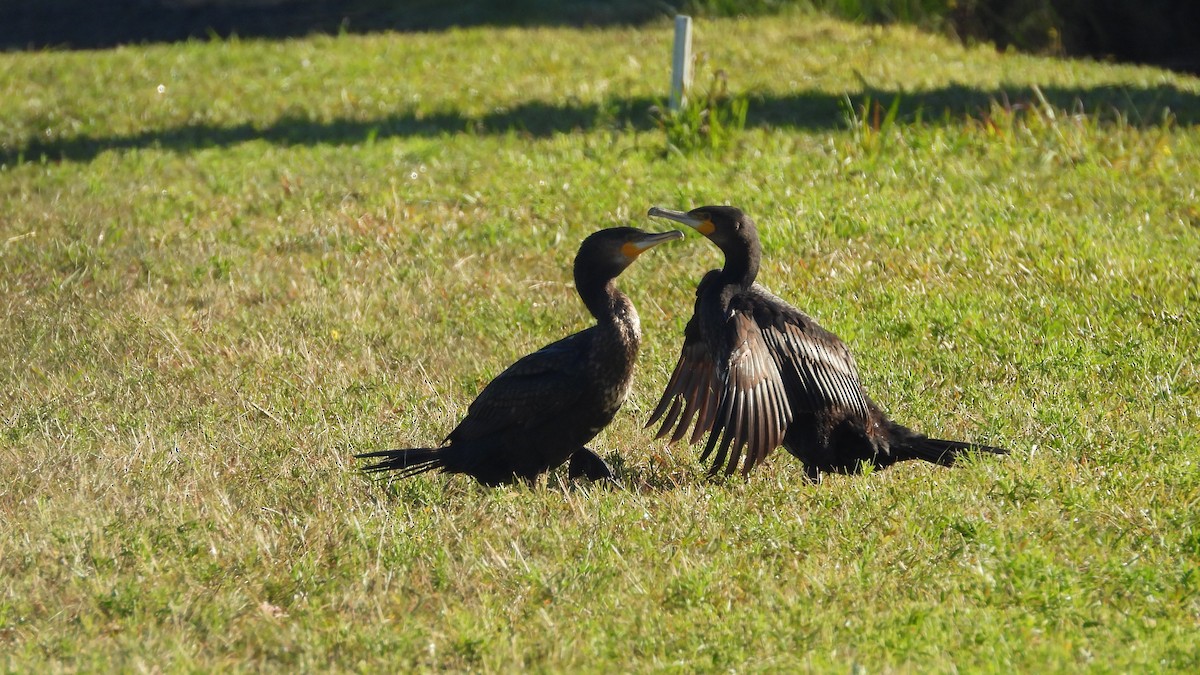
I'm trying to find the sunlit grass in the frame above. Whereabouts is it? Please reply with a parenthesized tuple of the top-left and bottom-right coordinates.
(2, 14, 1199, 672)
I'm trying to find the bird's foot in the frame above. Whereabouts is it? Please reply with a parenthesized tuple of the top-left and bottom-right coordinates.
(803, 463, 823, 484)
(568, 447, 615, 481)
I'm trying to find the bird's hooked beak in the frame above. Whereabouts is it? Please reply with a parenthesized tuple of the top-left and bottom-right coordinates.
(647, 207, 716, 236)
(621, 229, 684, 259)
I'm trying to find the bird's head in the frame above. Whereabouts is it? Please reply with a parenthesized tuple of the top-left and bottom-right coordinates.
(574, 226, 683, 283)
(646, 205, 757, 254)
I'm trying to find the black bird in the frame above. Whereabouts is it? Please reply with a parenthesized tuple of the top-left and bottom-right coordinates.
(358, 227, 683, 486)
(646, 205, 1005, 481)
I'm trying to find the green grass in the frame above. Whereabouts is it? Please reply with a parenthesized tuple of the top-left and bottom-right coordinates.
(3, 14, 1199, 672)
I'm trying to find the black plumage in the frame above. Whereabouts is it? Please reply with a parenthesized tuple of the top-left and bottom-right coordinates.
(646, 205, 1005, 481)
(357, 227, 683, 486)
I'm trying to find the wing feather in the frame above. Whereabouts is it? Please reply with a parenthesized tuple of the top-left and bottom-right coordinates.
(690, 362, 719, 444)
(652, 280, 871, 477)
(748, 284, 870, 421)
(648, 315, 723, 447)
(448, 330, 592, 442)
(702, 312, 793, 474)
(651, 292, 802, 475)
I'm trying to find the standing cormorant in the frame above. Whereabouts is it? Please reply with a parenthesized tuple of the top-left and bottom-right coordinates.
(645, 205, 1005, 481)
(358, 227, 683, 486)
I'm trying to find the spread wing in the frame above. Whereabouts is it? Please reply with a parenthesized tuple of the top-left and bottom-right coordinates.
(649, 281, 871, 476)
(648, 307, 792, 476)
(747, 284, 870, 421)
(447, 330, 592, 442)
(697, 311, 793, 475)
(647, 314, 720, 445)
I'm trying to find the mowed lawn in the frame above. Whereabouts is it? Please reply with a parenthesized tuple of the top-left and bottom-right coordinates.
(2, 13, 1199, 671)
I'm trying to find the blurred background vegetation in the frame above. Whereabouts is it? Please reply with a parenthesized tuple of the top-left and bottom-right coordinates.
(1, 0, 1197, 73)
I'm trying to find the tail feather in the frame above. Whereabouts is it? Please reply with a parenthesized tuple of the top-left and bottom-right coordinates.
(355, 447, 445, 479)
(889, 422, 1007, 467)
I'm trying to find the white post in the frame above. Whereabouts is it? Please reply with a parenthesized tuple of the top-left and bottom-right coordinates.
(669, 15, 693, 112)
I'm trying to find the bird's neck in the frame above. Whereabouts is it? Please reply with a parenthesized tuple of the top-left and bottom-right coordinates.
(719, 249, 759, 288)
(579, 278, 640, 342)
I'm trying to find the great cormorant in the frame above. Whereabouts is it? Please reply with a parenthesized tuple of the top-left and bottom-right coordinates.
(646, 205, 1005, 481)
(358, 226, 683, 486)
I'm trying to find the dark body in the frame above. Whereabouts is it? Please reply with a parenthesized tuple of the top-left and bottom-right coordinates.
(646, 206, 1005, 481)
(358, 227, 681, 486)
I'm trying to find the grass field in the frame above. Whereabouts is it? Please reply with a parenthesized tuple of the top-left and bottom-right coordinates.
(3, 13, 1199, 672)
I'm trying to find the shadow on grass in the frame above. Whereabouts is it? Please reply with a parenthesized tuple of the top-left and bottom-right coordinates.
(0, 0, 666, 51)
(5, 1, 1199, 75)
(4, 83, 1199, 165)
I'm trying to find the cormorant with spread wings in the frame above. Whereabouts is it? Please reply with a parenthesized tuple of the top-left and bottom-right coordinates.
(646, 205, 1005, 481)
